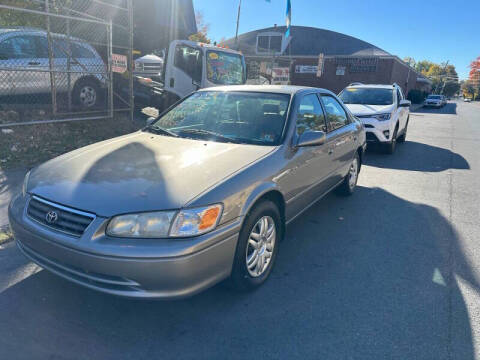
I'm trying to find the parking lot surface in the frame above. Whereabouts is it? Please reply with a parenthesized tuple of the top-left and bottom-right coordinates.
(0, 100, 479, 359)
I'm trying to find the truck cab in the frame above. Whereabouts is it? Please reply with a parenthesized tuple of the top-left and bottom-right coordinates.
(163, 40, 246, 101)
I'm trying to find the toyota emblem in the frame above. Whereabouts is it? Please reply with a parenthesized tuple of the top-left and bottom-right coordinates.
(45, 211, 58, 224)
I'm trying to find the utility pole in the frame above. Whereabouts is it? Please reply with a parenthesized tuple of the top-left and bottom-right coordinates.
(434, 60, 449, 94)
(234, 0, 242, 49)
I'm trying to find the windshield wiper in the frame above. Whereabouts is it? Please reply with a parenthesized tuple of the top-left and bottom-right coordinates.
(178, 129, 240, 143)
(144, 125, 178, 137)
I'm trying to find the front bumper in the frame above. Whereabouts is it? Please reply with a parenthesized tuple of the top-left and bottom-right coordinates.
(358, 117, 391, 143)
(424, 102, 442, 107)
(9, 194, 240, 299)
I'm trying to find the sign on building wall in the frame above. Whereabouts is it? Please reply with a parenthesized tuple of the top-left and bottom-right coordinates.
(335, 57, 378, 73)
(316, 53, 324, 77)
(295, 65, 318, 74)
(272, 67, 290, 84)
(336, 66, 346, 76)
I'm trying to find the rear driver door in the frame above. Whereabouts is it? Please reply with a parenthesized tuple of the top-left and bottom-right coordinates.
(320, 94, 356, 185)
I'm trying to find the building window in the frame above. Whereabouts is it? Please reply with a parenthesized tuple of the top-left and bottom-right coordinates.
(256, 33, 284, 54)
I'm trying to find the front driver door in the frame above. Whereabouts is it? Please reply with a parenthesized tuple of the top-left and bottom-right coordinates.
(165, 43, 202, 98)
(280, 93, 332, 220)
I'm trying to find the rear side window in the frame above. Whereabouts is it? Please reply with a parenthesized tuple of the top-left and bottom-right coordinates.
(72, 43, 95, 58)
(296, 94, 327, 135)
(320, 95, 349, 131)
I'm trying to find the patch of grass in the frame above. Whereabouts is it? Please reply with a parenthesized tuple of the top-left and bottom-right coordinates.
(0, 113, 142, 171)
(0, 227, 13, 245)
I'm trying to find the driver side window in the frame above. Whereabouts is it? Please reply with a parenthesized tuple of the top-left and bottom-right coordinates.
(296, 94, 327, 135)
(174, 44, 202, 83)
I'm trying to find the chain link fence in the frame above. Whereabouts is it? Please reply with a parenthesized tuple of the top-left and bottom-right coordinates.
(0, 0, 133, 127)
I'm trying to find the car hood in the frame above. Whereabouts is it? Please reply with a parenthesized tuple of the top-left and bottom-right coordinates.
(28, 132, 274, 217)
(344, 104, 394, 116)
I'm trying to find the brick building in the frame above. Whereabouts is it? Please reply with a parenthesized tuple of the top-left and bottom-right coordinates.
(223, 26, 431, 95)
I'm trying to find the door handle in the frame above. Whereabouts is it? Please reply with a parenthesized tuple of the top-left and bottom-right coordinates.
(28, 61, 40, 66)
(328, 148, 334, 155)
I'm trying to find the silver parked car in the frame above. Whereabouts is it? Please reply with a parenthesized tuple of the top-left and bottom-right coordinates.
(0, 28, 106, 108)
(9, 85, 366, 299)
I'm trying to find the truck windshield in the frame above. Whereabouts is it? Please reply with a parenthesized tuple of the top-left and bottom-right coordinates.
(148, 91, 290, 145)
(339, 88, 394, 105)
(206, 50, 245, 85)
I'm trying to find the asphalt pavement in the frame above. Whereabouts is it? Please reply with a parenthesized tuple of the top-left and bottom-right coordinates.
(0, 100, 479, 359)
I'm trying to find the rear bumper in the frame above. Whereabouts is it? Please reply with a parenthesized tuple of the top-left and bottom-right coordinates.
(9, 194, 239, 299)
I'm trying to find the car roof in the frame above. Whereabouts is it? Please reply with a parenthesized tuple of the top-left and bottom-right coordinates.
(0, 28, 85, 43)
(346, 84, 396, 90)
(198, 85, 330, 95)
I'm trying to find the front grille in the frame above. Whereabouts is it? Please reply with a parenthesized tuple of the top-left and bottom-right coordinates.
(27, 196, 95, 237)
(366, 132, 379, 142)
(356, 114, 373, 119)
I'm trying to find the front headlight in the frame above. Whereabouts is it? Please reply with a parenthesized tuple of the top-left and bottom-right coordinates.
(22, 170, 31, 197)
(170, 204, 223, 237)
(106, 204, 223, 238)
(374, 113, 391, 121)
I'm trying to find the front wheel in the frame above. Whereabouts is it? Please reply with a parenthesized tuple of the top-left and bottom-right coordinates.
(397, 117, 409, 143)
(336, 152, 360, 196)
(73, 79, 101, 109)
(229, 201, 282, 291)
(384, 126, 398, 154)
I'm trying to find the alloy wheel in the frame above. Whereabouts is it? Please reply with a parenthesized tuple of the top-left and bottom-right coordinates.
(246, 215, 276, 277)
(348, 157, 358, 189)
(79, 86, 97, 107)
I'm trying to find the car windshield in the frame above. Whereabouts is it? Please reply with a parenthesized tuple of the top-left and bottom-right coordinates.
(148, 91, 291, 145)
(339, 88, 394, 105)
(206, 50, 245, 85)
(427, 95, 441, 99)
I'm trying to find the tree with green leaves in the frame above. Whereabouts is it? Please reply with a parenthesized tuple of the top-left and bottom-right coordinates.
(0, 0, 45, 28)
(188, 11, 211, 44)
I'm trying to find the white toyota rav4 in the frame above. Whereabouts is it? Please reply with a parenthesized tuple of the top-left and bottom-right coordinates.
(338, 83, 411, 154)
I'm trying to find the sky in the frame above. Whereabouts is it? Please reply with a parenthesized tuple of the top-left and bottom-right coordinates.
(192, 0, 479, 79)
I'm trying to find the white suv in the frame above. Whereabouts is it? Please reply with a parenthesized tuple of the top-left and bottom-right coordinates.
(339, 83, 411, 154)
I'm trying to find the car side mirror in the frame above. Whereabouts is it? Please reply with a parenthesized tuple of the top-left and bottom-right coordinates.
(192, 79, 201, 90)
(399, 99, 411, 107)
(146, 117, 156, 126)
(296, 130, 326, 147)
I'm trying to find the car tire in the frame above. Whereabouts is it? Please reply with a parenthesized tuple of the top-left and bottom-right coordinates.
(73, 78, 101, 109)
(384, 126, 398, 154)
(229, 200, 282, 291)
(336, 152, 360, 196)
(397, 117, 409, 143)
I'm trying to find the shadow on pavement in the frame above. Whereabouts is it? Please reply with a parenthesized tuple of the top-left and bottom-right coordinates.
(411, 103, 457, 115)
(365, 140, 470, 172)
(0, 186, 477, 359)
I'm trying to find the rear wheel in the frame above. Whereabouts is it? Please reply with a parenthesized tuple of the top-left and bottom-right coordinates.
(336, 152, 360, 196)
(229, 201, 281, 291)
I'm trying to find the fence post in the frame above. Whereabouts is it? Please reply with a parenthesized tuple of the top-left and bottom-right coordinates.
(45, 0, 57, 117)
(128, 0, 134, 122)
(107, 20, 113, 118)
(66, 8, 72, 112)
